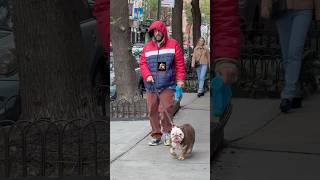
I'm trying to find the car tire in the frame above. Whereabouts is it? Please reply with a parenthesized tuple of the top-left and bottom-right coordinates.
(110, 91, 117, 101)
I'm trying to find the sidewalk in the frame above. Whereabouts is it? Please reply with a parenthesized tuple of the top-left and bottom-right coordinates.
(212, 93, 320, 180)
(111, 93, 210, 180)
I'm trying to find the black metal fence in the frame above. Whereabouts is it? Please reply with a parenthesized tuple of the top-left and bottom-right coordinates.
(234, 21, 320, 98)
(0, 119, 109, 178)
(110, 98, 148, 120)
(233, 53, 284, 98)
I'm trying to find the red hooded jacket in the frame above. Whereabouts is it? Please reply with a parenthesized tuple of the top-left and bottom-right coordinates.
(212, 0, 241, 60)
(93, 0, 109, 54)
(140, 21, 185, 91)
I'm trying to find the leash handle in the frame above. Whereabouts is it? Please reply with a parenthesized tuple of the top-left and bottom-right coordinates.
(150, 82, 174, 124)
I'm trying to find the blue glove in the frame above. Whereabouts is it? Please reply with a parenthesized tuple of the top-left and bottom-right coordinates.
(211, 74, 232, 117)
(175, 85, 183, 101)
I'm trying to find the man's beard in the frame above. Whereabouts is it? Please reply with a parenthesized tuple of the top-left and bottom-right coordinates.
(155, 35, 164, 42)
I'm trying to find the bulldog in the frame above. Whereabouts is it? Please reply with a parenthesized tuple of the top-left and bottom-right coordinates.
(170, 124, 195, 160)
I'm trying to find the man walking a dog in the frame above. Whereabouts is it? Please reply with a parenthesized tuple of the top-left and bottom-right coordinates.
(140, 20, 185, 146)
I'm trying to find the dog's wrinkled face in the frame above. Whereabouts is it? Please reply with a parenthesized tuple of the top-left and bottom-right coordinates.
(171, 126, 184, 144)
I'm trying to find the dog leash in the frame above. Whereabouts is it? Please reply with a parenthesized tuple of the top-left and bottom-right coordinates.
(150, 83, 175, 126)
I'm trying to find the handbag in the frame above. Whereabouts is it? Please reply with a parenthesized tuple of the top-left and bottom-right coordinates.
(194, 51, 203, 67)
(271, 0, 287, 19)
(195, 60, 200, 67)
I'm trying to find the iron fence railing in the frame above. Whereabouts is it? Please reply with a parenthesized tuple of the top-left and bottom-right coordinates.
(233, 54, 283, 98)
(0, 119, 109, 178)
(110, 98, 148, 120)
(184, 68, 210, 93)
(236, 21, 320, 98)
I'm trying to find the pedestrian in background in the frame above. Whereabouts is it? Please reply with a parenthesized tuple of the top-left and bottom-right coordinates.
(261, 0, 320, 113)
(192, 37, 210, 97)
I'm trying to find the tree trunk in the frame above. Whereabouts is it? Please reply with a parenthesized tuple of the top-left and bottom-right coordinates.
(191, 0, 201, 47)
(110, 0, 137, 101)
(172, 0, 183, 48)
(12, 0, 100, 121)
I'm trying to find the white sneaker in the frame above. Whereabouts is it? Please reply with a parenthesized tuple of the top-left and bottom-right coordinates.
(148, 138, 162, 146)
(163, 133, 171, 146)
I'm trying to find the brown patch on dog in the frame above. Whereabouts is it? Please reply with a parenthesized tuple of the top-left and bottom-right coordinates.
(179, 123, 195, 158)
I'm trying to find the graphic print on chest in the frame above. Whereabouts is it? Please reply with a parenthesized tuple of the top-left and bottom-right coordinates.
(158, 62, 167, 71)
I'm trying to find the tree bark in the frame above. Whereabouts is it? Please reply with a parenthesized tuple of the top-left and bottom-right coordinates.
(172, 0, 183, 48)
(110, 0, 137, 101)
(12, 0, 100, 121)
(191, 0, 201, 47)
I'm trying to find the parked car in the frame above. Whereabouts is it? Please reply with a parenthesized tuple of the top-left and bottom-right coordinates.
(131, 43, 145, 95)
(132, 43, 144, 57)
(0, 48, 19, 121)
(0, 0, 105, 121)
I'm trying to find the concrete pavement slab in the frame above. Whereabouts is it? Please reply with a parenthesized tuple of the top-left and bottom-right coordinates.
(110, 121, 150, 162)
(213, 148, 320, 180)
(223, 98, 280, 141)
(233, 94, 320, 153)
(213, 94, 320, 180)
(182, 93, 210, 111)
(180, 93, 199, 107)
(111, 161, 209, 180)
(117, 142, 209, 164)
